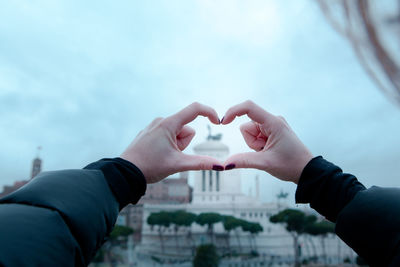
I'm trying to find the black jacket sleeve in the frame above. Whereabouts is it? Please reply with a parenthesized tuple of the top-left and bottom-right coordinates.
(0, 157, 146, 267)
(296, 156, 400, 267)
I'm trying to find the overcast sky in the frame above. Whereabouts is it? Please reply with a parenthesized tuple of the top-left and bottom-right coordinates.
(1, 0, 399, 203)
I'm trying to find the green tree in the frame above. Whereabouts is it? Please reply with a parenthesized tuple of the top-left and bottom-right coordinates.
(109, 225, 134, 240)
(170, 210, 197, 254)
(305, 220, 335, 264)
(92, 225, 134, 267)
(239, 221, 263, 253)
(302, 215, 318, 262)
(248, 222, 263, 252)
(270, 209, 316, 267)
(195, 212, 222, 243)
(240, 221, 254, 251)
(181, 211, 198, 256)
(147, 211, 172, 253)
(193, 244, 220, 267)
(222, 216, 244, 253)
(170, 210, 185, 251)
(221, 216, 236, 254)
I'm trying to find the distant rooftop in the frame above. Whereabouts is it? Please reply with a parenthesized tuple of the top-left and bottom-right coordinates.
(193, 140, 229, 152)
(194, 126, 229, 152)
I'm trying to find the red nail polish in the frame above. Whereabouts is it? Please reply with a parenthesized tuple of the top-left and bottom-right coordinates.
(225, 163, 235, 170)
(212, 165, 224, 171)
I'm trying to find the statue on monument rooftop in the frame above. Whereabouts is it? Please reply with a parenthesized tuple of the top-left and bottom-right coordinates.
(207, 125, 222, 141)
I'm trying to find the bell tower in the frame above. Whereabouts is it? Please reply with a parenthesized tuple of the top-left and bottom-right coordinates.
(31, 146, 42, 179)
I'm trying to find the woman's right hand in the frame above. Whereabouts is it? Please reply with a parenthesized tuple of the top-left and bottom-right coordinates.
(222, 100, 313, 184)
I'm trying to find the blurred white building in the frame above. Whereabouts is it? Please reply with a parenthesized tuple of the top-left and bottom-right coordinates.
(135, 134, 355, 265)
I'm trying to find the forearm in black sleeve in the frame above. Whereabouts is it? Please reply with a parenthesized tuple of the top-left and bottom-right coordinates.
(84, 157, 147, 209)
(295, 156, 400, 266)
(0, 157, 146, 266)
(295, 156, 366, 222)
(335, 187, 400, 267)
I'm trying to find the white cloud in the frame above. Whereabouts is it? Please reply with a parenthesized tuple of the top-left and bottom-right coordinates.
(196, 0, 282, 46)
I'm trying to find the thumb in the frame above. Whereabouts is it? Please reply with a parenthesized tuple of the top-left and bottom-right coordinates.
(223, 152, 267, 170)
(178, 154, 224, 172)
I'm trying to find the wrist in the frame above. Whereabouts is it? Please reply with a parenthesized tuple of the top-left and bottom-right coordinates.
(84, 158, 147, 209)
(293, 153, 314, 184)
(120, 152, 152, 184)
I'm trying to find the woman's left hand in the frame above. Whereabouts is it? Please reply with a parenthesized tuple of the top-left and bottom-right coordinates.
(121, 102, 224, 184)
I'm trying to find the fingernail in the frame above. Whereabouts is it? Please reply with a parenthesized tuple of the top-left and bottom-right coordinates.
(212, 165, 224, 171)
(225, 163, 236, 170)
(220, 116, 225, 124)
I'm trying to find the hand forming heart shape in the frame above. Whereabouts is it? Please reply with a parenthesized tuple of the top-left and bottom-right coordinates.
(121, 101, 313, 185)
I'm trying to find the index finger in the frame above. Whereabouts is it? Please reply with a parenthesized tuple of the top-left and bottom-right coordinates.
(221, 100, 275, 125)
(166, 102, 220, 130)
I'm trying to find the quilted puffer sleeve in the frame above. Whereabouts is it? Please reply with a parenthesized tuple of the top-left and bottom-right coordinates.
(0, 158, 146, 266)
